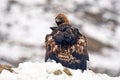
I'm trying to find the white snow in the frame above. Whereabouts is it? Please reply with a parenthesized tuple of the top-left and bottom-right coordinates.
(16, 0, 46, 6)
(0, 5, 52, 45)
(82, 23, 113, 44)
(0, 62, 120, 80)
(89, 50, 120, 71)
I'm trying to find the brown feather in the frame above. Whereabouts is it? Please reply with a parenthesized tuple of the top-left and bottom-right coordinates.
(55, 14, 70, 26)
(45, 14, 89, 72)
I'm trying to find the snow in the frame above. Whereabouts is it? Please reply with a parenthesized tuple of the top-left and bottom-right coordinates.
(82, 23, 113, 44)
(97, 0, 112, 9)
(16, 0, 46, 6)
(89, 50, 120, 70)
(0, 5, 52, 45)
(0, 0, 53, 63)
(0, 62, 120, 80)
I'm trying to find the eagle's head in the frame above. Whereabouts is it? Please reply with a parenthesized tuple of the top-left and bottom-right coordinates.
(55, 14, 69, 26)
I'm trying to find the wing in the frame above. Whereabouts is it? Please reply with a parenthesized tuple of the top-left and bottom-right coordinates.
(70, 34, 89, 71)
(73, 35, 89, 61)
(45, 34, 59, 62)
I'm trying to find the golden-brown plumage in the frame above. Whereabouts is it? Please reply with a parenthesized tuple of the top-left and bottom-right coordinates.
(55, 14, 69, 26)
(45, 14, 89, 72)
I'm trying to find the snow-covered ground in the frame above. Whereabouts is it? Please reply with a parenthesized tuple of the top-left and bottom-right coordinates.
(0, 0, 120, 78)
(0, 62, 120, 80)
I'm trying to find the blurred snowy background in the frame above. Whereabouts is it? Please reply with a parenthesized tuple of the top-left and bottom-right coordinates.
(0, 0, 120, 77)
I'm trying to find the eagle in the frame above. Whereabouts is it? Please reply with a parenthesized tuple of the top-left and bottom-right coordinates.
(45, 14, 89, 72)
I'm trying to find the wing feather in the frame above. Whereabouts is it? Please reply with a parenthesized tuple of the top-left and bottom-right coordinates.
(45, 34, 59, 62)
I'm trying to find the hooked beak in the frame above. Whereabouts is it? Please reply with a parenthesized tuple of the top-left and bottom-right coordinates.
(56, 18, 61, 22)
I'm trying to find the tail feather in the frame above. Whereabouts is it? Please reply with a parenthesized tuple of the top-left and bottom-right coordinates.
(80, 60, 87, 72)
(58, 59, 87, 72)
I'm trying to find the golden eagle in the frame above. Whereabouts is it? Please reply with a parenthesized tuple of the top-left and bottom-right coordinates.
(45, 14, 89, 72)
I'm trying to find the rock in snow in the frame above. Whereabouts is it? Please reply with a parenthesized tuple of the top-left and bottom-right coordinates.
(0, 61, 119, 80)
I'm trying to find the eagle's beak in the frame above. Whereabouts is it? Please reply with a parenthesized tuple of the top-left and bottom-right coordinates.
(56, 18, 61, 22)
